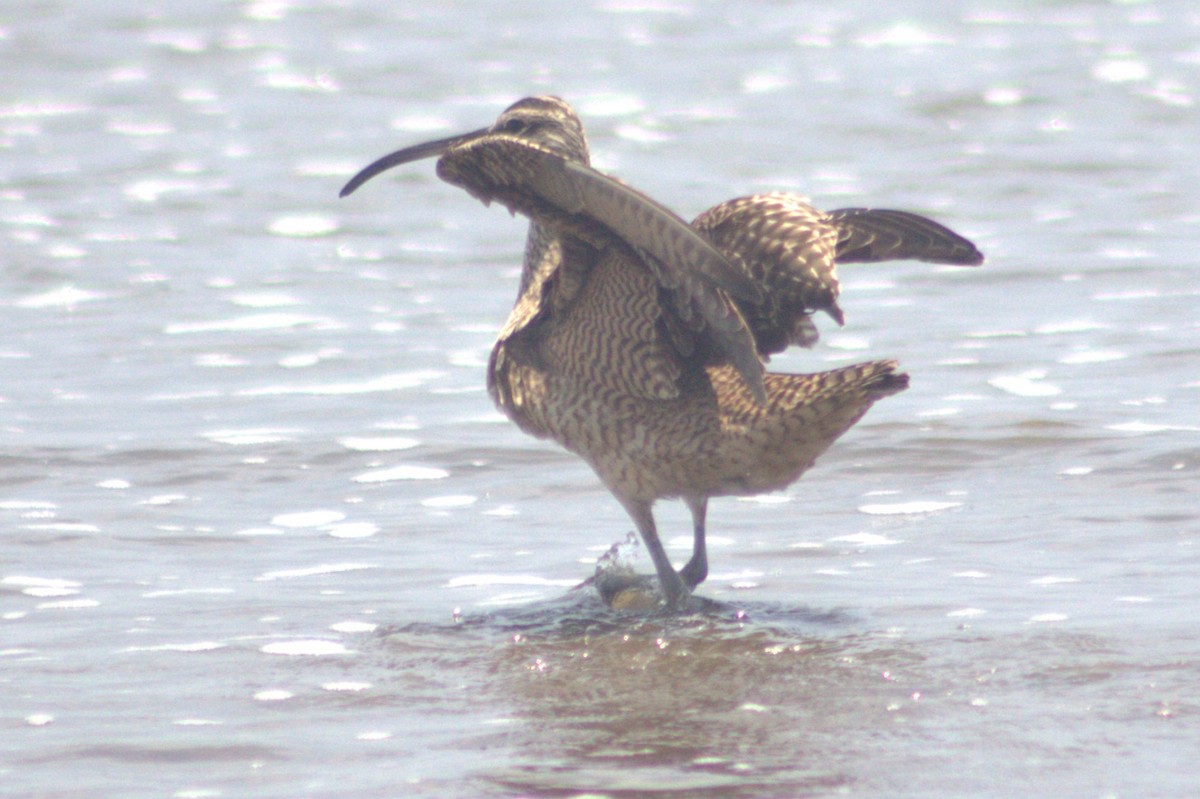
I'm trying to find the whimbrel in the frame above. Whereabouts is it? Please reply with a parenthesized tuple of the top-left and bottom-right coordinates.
(341, 96, 982, 609)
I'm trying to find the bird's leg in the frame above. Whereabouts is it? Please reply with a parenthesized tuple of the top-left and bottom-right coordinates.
(679, 496, 709, 590)
(621, 498, 689, 609)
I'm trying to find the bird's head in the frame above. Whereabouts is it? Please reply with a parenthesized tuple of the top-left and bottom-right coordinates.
(339, 95, 589, 198)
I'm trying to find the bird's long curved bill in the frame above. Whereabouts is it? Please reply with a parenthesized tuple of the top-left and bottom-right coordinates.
(339, 127, 489, 197)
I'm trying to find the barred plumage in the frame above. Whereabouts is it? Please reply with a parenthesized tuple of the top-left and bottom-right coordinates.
(341, 96, 982, 609)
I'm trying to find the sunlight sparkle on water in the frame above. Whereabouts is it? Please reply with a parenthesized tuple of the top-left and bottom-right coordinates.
(338, 436, 420, 452)
(123, 641, 227, 653)
(16, 287, 105, 308)
(988, 371, 1062, 397)
(203, 428, 299, 445)
(270, 510, 346, 528)
(261, 640, 353, 656)
(353, 465, 449, 483)
(858, 501, 962, 515)
(256, 563, 373, 581)
(829, 532, 904, 546)
(3, 576, 81, 596)
(330, 621, 377, 633)
(267, 215, 339, 237)
(96, 479, 132, 489)
(1028, 613, 1069, 623)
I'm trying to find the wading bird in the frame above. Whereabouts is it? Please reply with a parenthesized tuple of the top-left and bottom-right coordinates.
(340, 96, 982, 609)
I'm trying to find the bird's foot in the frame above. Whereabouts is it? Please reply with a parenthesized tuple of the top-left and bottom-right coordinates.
(592, 569, 665, 612)
(584, 532, 696, 612)
(591, 567, 697, 612)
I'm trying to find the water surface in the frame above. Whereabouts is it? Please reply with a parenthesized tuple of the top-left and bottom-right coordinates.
(3, 1, 1198, 797)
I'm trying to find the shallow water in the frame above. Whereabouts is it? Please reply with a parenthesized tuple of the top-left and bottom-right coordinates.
(3, 1, 1199, 797)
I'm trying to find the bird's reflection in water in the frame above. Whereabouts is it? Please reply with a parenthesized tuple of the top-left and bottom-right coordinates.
(383, 587, 927, 797)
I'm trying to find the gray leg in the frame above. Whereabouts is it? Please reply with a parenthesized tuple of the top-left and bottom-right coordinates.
(680, 496, 708, 589)
(620, 498, 689, 609)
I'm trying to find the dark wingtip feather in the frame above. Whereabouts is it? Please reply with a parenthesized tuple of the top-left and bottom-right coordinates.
(960, 246, 986, 266)
(828, 208, 984, 267)
(866, 360, 910, 398)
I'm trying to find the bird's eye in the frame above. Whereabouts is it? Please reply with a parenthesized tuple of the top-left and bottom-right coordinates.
(502, 118, 526, 134)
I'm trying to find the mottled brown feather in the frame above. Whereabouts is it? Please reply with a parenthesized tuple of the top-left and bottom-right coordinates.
(437, 133, 767, 403)
(340, 95, 982, 608)
(694, 192, 984, 357)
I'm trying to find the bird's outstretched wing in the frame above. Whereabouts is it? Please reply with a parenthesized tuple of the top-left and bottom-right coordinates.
(694, 193, 984, 357)
(437, 134, 766, 403)
(693, 193, 843, 357)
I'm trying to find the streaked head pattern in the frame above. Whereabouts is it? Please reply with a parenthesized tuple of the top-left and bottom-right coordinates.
(340, 95, 589, 197)
(489, 95, 590, 165)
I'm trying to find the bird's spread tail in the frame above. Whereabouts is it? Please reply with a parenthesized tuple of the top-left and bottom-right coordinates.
(714, 359, 909, 417)
(827, 208, 984, 266)
(804, 358, 910, 403)
(705, 359, 909, 496)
